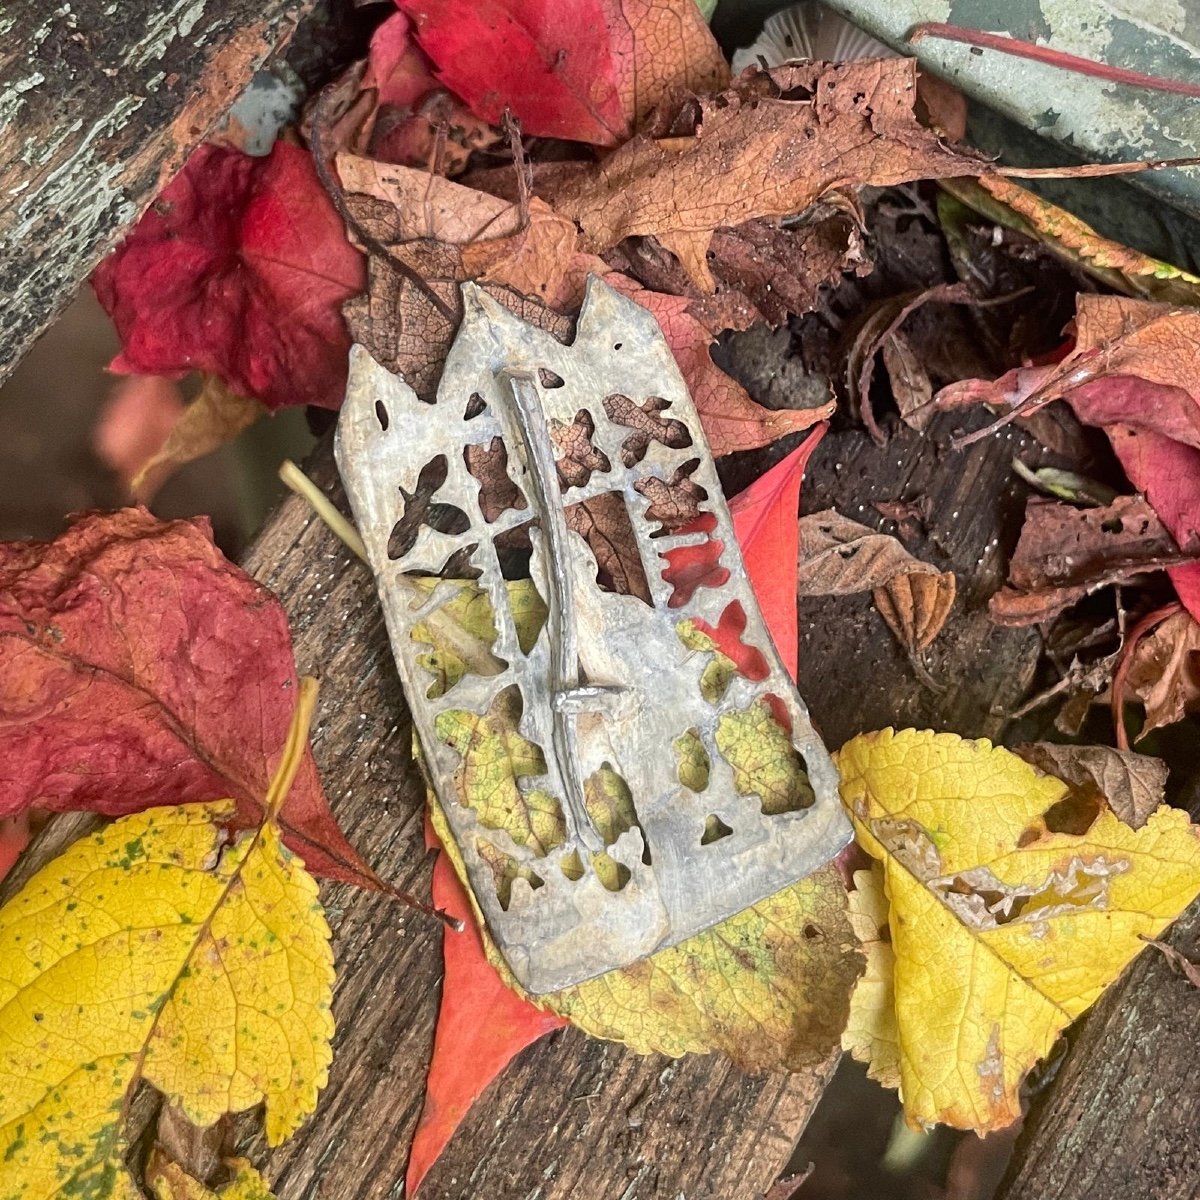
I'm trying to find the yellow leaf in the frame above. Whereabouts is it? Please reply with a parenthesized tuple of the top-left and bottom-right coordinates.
(715, 699, 815, 815)
(838, 728, 1200, 1131)
(435, 686, 566, 857)
(841, 864, 899, 1091)
(0, 801, 334, 1199)
(149, 1153, 275, 1200)
(410, 579, 547, 699)
(674, 618, 736, 703)
(429, 798, 860, 1072)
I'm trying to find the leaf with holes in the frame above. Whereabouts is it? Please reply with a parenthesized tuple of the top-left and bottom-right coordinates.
(838, 728, 1200, 1131)
(552, 58, 984, 292)
(0, 686, 334, 1198)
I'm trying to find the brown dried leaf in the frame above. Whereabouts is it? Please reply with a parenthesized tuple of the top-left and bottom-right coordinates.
(1125, 610, 1200, 736)
(342, 239, 464, 402)
(339, 155, 522, 243)
(874, 570, 956, 655)
(552, 59, 983, 293)
(128, 376, 263, 502)
(882, 332, 934, 432)
(566, 492, 652, 603)
(551, 409, 612, 490)
(340, 161, 571, 401)
(461, 199, 584, 309)
(708, 216, 869, 327)
(797, 509, 941, 597)
(1014, 742, 1167, 831)
(990, 495, 1196, 627)
(603, 0, 729, 129)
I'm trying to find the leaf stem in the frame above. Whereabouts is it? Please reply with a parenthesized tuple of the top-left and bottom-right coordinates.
(279, 459, 368, 562)
(909, 23, 1200, 99)
(265, 676, 320, 820)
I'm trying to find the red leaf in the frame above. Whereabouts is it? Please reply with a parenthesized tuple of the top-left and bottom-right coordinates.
(1103, 425, 1200, 622)
(725, 425, 828, 673)
(0, 508, 378, 888)
(0, 814, 30, 884)
(406, 815, 568, 1196)
(408, 428, 824, 1192)
(397, 0, 629, 146)
(357, 12, 499, 170)
(93, 142, 365, 411)
(602, 274, 835, 455)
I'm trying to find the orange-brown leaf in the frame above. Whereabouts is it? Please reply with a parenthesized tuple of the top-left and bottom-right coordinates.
(553, 59, 983, 292)
(600, 0, 728, 128)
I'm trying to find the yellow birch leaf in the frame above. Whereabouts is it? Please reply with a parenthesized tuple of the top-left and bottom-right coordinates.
(837, 728, 1200, 1131)
(148, 1153, 275, 1200)
(428, 797, 860, 1072)
(0, 800, 334, 1199)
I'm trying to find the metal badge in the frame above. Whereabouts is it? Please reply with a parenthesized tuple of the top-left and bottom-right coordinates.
(336, 277, 850, 994)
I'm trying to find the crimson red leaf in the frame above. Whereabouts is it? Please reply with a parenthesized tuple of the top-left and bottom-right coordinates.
(726, 425, 828, 671)
(0, 508, 378, 888)
(409, 431, 822, 1191)
(1103, 426, 1200, 622)
(406, 815, 567, 1196)
(0, 815, 29, 883)
(93, 142, 365, 411)
(397, 0, 629, 146)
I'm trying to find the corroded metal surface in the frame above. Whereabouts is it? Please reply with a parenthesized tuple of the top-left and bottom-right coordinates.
(336, 278, 850, 994)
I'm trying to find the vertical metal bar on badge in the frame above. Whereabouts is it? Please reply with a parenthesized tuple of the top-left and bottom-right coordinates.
(503, 371, 606, 854)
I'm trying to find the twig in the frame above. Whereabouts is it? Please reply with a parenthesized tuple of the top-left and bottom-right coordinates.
(309, 81, 456, 325)
(910, 23, 1200, 99)
(995, 157, 1200, 180)
(855, 283, 1032, 445)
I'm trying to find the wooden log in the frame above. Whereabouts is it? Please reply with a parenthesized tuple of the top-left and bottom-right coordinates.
(0, 0, 319, 388)
(998, 893, 1200, 1200)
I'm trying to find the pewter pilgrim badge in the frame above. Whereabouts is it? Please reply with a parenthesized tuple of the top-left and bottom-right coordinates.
(336, 277, 851, 994)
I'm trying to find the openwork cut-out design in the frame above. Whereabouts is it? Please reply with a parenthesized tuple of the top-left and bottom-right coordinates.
(336, 278, 849, 994)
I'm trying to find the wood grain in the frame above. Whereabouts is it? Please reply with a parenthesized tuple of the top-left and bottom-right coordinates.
(0, 0, 316, 388)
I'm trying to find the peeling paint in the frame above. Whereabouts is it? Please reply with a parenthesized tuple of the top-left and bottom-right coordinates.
(0, 0, 307, 387)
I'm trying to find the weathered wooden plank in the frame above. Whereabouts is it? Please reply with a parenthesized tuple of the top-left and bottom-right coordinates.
(0, 0, 316, 388)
